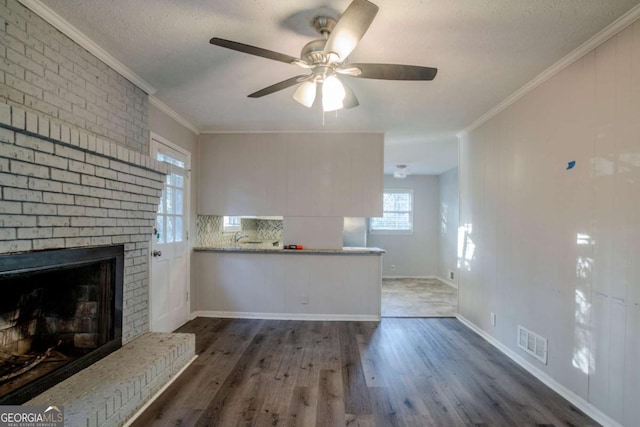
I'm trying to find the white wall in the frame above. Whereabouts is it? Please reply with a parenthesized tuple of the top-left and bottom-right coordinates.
(458, 18, 640, 426)
(438, 167, 459, 285)
(149, 104, 200, 313)
(368, 175, 439, 277)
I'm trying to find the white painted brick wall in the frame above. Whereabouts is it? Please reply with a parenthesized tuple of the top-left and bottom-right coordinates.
(1, 0, 167, 350)
(0, 0, 149, 153)
(0, 104, 168, 343)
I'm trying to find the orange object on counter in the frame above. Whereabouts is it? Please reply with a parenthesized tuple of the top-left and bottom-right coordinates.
(284, 244, 304, 250)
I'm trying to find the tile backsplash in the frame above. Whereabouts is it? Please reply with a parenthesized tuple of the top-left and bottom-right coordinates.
(196, 216, 283, 246)
(257, 219, 284, 240)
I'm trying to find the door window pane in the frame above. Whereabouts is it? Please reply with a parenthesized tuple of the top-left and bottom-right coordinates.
(166, 216, 174, 243)
(175, 189, 183, 215)
(175, 217, 183, 242)
(155, 148, 188, 245)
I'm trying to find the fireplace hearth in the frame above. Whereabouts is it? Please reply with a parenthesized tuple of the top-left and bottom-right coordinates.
(0, 246, 124, 404)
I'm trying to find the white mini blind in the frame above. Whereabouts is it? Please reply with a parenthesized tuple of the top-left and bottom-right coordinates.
(370, 190, 413, 232)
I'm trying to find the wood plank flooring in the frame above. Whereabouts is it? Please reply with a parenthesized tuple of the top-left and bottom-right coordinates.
(382, 278, 457, 317)
(131, 317, 597, 426)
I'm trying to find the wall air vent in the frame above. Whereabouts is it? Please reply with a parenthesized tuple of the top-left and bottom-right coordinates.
(517, 325, 548, 364)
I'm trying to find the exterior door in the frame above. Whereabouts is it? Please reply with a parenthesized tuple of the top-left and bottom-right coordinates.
(150, 134, 190, 332)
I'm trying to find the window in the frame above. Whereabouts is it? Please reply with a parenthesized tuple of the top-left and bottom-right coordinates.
(155, 153, 187, 244)
(369, 190, 413, 233)
(223, 216, 241, 232)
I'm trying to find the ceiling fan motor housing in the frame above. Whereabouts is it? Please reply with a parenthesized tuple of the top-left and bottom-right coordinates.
(312, 16, 337, 36)
(301, 39, 330, 65)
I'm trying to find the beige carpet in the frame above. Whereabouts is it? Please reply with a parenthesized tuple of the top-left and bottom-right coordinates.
(382, 277, 457, 317)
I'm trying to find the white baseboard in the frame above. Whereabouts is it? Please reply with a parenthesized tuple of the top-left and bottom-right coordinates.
(456, 315, 622, 427)
(436, 276, 458, 289)
(123, 354, 198, 427)
(191, 310, 380, 322)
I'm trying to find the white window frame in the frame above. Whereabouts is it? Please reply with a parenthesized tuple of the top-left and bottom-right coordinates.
(369, 189, 414, 234)
(223, 216, 241, 232)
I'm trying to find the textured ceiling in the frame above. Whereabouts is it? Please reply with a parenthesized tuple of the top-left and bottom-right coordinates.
(41, 0, 640, 174)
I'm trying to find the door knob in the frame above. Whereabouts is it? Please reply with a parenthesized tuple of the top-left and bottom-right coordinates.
(152, 250, 162, 257)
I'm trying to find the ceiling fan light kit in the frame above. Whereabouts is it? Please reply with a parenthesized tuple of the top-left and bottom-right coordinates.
(209, 0, 437, 113)
(322, 75, 346, 112)
(293, 80, 317, 108)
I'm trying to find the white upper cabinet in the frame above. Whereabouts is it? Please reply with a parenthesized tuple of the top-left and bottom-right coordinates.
(198, 133, 383, 217)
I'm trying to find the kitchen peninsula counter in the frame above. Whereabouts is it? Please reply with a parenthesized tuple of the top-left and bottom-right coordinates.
(193, 246, 384, 321)
(193, 246, 385, 255)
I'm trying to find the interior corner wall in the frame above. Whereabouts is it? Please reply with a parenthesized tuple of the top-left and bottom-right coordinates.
(458, 18, 640, 426)
(438, 167, 458, 284)
(149, 104, 199, 314)
(367, 174, 439, 277)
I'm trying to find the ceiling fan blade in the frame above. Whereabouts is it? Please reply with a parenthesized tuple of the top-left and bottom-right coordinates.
(323, 0, 379, 61)
(340, 79, 359, 109)
(350, 63, 438, 80)
(248, 75, 309, 98)
(210, 37, 299, 64)
(336, 67, 363, 77)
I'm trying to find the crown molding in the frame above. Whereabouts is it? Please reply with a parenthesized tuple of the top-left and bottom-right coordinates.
(149, 96, 200, 135)
(457, 2, 640, 138)
(18, 0, 156, 95)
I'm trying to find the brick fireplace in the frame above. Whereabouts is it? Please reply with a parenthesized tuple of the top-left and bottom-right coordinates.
(0, 2, 195, 420)
(0, 103, 169, 403)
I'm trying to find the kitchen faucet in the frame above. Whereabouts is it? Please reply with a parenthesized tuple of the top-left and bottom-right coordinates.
(234, 232, 249, 242)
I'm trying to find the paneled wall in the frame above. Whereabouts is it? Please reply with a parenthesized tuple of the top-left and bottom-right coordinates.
(458, 19, 639, 426)
(438, 167, 458, 284)
(198, 133, 384, 218)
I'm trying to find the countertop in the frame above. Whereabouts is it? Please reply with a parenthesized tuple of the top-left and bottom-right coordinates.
(193, 245, 385, 255)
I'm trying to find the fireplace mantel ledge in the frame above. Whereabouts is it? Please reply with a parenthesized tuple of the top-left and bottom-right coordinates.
(0, 102, 169, 176)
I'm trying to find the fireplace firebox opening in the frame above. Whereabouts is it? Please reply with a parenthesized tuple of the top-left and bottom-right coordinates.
(0, 245, 124, 404)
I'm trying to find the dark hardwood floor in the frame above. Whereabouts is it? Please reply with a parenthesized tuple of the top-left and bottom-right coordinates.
(131, 317, 597, 426)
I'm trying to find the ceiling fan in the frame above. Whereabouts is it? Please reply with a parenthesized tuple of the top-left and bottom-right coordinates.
(209, 0, 437, 112)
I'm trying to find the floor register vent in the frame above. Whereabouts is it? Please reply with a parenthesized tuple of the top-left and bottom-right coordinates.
(517, 325, 548, 364)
